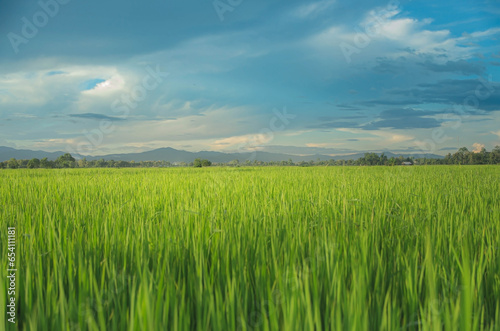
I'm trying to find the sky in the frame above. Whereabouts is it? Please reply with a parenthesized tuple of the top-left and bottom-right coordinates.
(0, 0, 499, 157)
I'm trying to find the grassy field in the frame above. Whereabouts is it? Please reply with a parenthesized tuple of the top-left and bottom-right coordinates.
(1, 166, 499, 330)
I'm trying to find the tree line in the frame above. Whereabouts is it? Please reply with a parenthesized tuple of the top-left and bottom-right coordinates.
(1, 146, 499, 169)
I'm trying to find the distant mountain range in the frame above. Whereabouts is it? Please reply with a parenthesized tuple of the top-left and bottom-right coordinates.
(0, 146, 444, 163)
(0, 146, 84, 162)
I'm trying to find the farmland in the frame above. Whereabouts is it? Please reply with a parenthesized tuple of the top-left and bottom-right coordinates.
(1, 166, 499, 330)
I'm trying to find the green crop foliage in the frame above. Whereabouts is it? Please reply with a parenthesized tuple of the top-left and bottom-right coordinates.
(1, 166, 499, 330)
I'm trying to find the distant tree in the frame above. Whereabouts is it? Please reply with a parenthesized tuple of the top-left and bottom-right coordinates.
(491, 146, 500, 164)
(380, 153, 388, 165)
(7, 158, 18, 169)
(454, 147, 469, 164)
(5, 145, 495, 170)
(116, 160, 129, 168)
(95, 159, 106, 168)
(361, 153, 380, 166)
(56, 153, 76, 168)
(471, 148, 488, 165)
(106, 160, 116, 168)
(443, 153, 452, 164)
(27, 158, 40, 169)
(40, 157, 51, 168)
(77, 158, 88, 168)
(193, 158, 203, 168)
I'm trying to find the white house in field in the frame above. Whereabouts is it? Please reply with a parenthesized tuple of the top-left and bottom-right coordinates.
(402, 162, 413, 166)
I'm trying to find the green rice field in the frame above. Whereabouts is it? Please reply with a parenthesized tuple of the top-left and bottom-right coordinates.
(1, 165, 499, 330)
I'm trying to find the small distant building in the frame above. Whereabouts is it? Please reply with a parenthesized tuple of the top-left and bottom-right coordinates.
(402, 162, 413, 166)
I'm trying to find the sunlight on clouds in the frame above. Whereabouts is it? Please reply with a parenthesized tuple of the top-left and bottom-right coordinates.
(306, 143, 343, 148)
(211, 133, 273, 151)
(0, 65, 126, 109)
(388, 134, 414, 143)
(33, 139, 78, 149)
(82, 75, 125, 95)
(53, 105, 264, 155)
(472, 143, 485, 153)
(336, 128, 414, 144)
(306, 6, 496, 63)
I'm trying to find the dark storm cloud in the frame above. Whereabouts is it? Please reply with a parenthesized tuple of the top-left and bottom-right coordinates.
(310, 108, 446, 130)
(390, 79, 500, 111)
(417, 60, 485, 76)
(359, 79, 500, 112)
(361, 108, 442, 130)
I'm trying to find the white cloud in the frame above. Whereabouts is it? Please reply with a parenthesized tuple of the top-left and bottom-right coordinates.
(291, 0, 336, 19)
(306, 7, 500, 65)
(211, 133, 273, 151)
(82, 75, 125, 95)
(336, 127, 415, 144)
(472, 142, 485, 153)
(305, 142, 344, 148)
(0, 65, 126, 111)
(56, 105, 266, 155)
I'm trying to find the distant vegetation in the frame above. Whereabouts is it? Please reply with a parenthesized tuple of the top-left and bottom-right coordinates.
(193, 158, 212, 167)
(1, 146, 499, 169)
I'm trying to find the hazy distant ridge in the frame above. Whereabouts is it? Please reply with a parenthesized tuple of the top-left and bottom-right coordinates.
(0, 146, 444, 163)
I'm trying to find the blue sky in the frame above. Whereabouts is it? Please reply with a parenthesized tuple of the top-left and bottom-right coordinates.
(0, 0, 499, 156)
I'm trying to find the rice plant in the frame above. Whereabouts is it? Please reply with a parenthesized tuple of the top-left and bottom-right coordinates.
(1, 165, 499, 330)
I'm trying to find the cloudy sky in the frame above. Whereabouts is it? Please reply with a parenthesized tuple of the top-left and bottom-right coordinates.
(1, 0, 499, 156)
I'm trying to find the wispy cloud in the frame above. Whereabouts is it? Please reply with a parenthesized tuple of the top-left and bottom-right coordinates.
(291, 0, 336, 19)
(68, 113, 125, 121)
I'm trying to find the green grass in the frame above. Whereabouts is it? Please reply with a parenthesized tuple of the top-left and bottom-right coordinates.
(1, 166, 499, 330)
